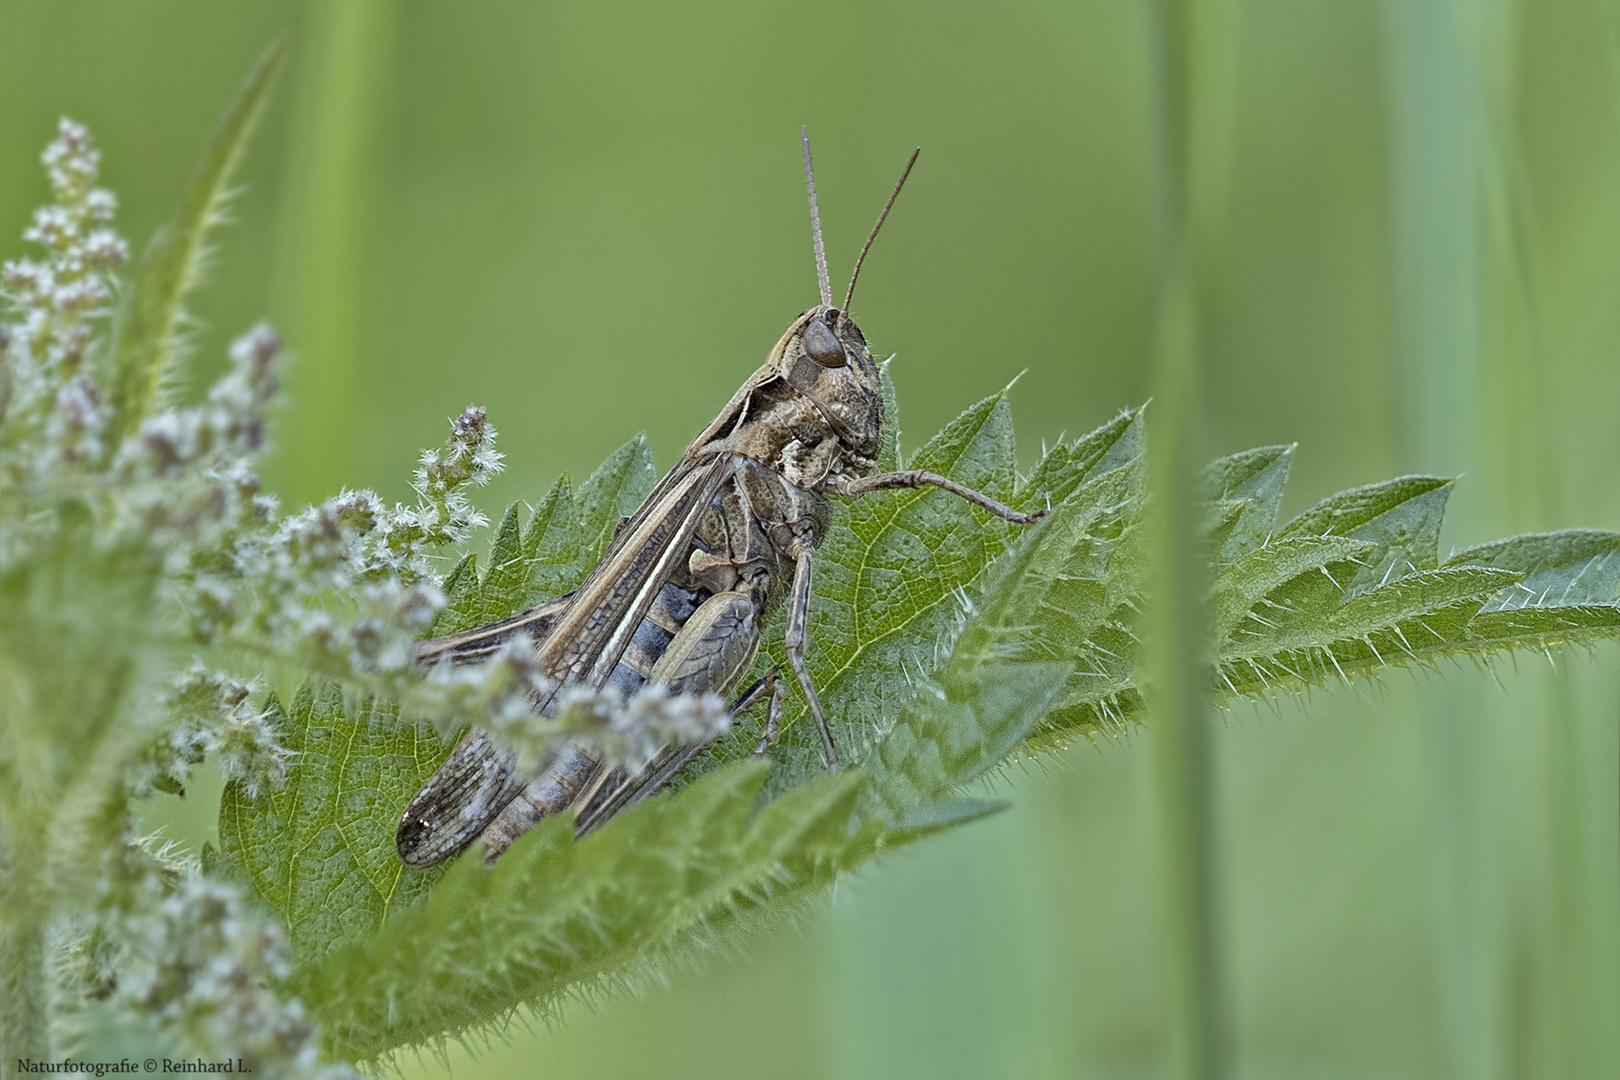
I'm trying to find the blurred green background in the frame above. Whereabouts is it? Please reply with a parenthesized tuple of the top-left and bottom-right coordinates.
(4, 1, 1617, 1076)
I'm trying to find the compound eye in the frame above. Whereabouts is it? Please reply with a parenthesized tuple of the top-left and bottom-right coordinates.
(803, 319, 847, 367)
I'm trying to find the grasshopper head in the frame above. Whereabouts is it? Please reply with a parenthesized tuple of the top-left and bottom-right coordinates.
(772, 305, 884, 469)
(682, 134, 915, 475)
(773, 132, 918, 474)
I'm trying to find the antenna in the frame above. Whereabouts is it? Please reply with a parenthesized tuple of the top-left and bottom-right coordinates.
(844, 147, 920, 313)
(801, 126, 833, 308)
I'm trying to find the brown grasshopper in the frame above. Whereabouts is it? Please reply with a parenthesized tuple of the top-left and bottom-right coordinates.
(396, 130, 1041, 868)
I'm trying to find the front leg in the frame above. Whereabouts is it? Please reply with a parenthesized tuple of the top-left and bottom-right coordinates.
(783, 533, 841, 771)
(821, 469, 1043, 525)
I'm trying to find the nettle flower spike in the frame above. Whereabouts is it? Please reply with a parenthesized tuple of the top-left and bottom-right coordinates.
(1, 118, 129, 479)
(413, 405, 504, 544)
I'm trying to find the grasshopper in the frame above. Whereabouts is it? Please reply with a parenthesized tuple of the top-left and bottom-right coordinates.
(396, 130, 1042, 868)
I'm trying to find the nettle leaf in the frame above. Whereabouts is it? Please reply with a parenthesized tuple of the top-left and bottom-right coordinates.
(1197, 444, 1293, 568)
(1007, 440, 1149, 748)
(1211, 536, 1373, 647)
(285, 539, 1086, 1062)
(1212, 509, 1620, 700)
(856, 501, 1081, 821)
(297, 762, 881, 1061)
(529, 434, 659, 605)
(433, 479, 562, 636)
(1443, 531, 1620, 654)
(214, 380, 1620, 1067)
(218, 682, 447, 959)
(267, 646, 1073, 1063)
(1446, 530, 1620, 609)
(1277, 475, 1453, 595)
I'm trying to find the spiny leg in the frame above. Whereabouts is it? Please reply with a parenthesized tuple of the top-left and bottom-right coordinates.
(824, 470, 1043, 525)
(716, 665, 785, 758)
(750, 671, 785, 758)
(784, 535, 841, 771)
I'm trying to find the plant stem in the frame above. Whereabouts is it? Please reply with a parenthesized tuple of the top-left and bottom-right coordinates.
(266, 0, 398, 505)
(1142, 0, 1235, 1076)
(1144, 272, 1223, 1080)
(1382, 3, 1503, 1076)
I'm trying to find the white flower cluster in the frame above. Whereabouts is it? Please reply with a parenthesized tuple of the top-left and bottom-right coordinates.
(580, 683, 732, 774)
(0, 122, 513, 1075)
(0, 123, 496, 689)
(215, 407, 502, 681)
(232, 492, 440, 681)
(122, 323, 282, 480)
(137, 666, 286, 802)
(111, 392, 497, 688)
(0, 118, 127, 479)
(116, 876, 360, 1080)
(373, 405, 504, 578)
(113, 325, 284, 583)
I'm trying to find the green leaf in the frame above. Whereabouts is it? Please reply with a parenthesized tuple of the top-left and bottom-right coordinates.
(294, 762, 879, 1063)
(0, 525, 160, 798)
(967, 420, 1150, 750)
(1463, 604, 1620, 652)
(875, 359, 901, 472)
(1215, 566, 1506, 698)
(431, 479, 555, 636)
(218, 682, 448, 959)
(860, 659, 1073, 824)
(107, 33, 288, 443)
(1019, 407, 1146, 512)
(432, 553, 479, 634)
(1210, 528, 1620, 701)
(884, 796, 1009, 839)
(1198, 444, 1293, 567)
(1210, 536, 1372, 646)
(1278, 475, 1454, 595)
(1438, 531, 1620, 657)
(1445, 530, 1620, 609)
(0, 520, 163, 907)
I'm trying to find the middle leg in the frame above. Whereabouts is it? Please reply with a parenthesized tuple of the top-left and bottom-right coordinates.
(782, 534, 840, 771)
